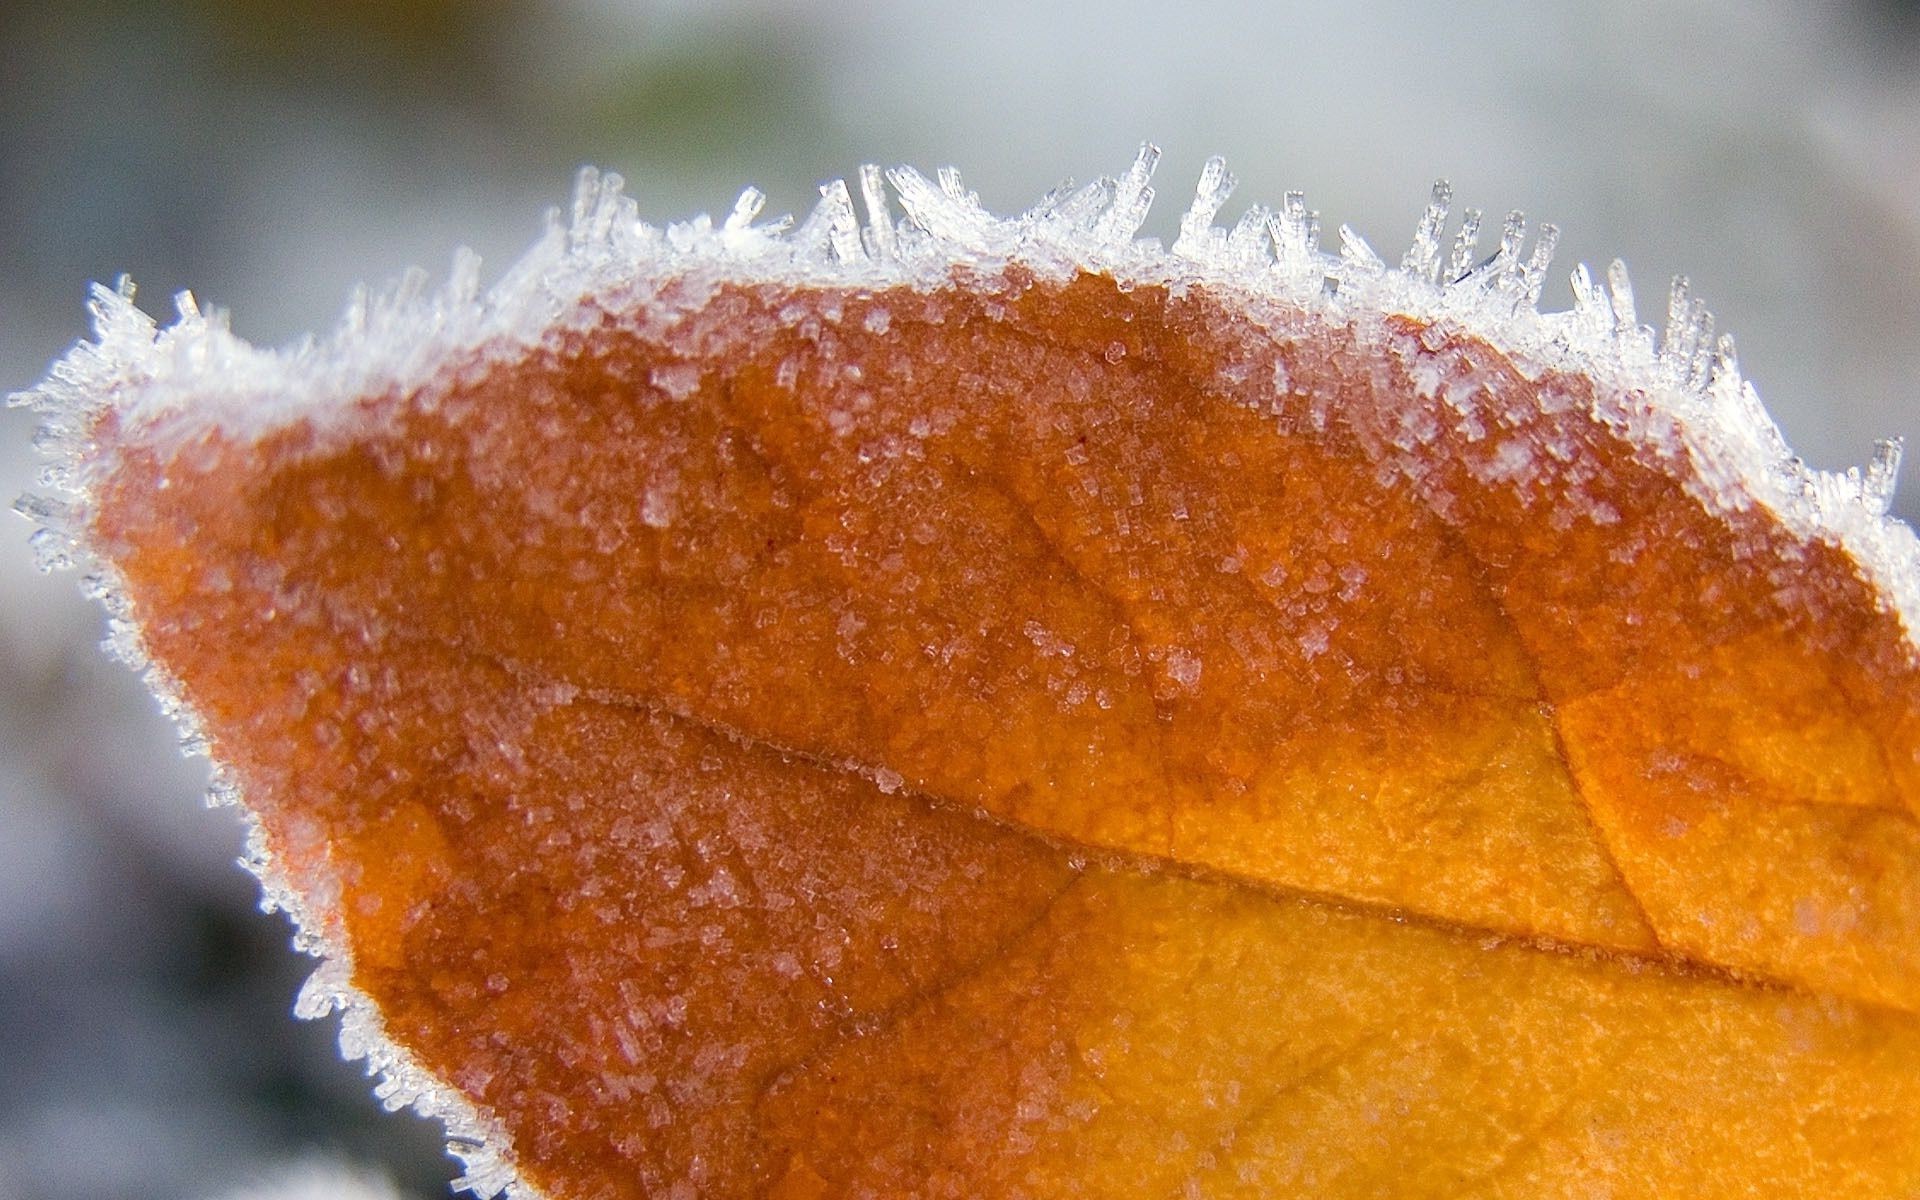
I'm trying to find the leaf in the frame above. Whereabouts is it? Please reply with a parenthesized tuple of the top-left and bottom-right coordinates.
(26, 158, 1920, 1198)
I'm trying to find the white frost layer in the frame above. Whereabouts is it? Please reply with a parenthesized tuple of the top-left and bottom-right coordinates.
(17, 146, 1919, 641)
(11, 146, 1920, 1200)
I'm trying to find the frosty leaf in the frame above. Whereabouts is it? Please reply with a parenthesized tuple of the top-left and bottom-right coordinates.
(22, 155, 1920, 1198)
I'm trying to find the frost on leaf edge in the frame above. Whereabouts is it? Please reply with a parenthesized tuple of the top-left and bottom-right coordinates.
(11, 144, 1920, 1200)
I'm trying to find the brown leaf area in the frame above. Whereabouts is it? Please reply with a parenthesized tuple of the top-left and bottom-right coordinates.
(90, 269, 1920, 1197)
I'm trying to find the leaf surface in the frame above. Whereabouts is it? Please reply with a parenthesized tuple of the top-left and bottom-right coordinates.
(51, 180, 1920, 1198)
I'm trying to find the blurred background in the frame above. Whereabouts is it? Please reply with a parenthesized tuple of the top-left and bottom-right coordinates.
(4, 1, 1920, 1196)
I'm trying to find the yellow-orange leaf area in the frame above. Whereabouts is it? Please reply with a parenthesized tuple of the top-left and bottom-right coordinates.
(87, 267, 1920, 1198)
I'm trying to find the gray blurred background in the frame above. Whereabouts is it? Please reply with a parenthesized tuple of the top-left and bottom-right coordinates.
(3, 2, 1920, 1197)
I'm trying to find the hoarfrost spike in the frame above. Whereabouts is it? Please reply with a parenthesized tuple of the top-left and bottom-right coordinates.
(886, 166, 992, 251)
(1606, 259, 1637, 333)
(724, 188, 766, 232)
(1521, 224, 1558, 307)
(26, 522, 74, 573)
(1447, 207, 1484, 283)
(791, 188, 834, 258)
(568, 166, 602, 238)
(1025, 178, 1080, 222)
(1176, 156, 1236, 261)
(30, 420, 71, 454)
(1494, 212, 1527, 282)
(1046, 178, 1115, 231)
(1227, 205, 1270, 266)
(810, 179, 864, 266)
(937, 166, 974, 205)
(1569, 263, 1609, 332)
(1402, 181, 1453, 281)
(1691, 310, 1717, 392)
(858, 165, 896, 261)
(12, 491, 64, 525)
(1272, 192, 1320, 276)
(1713, 334, 1740, 392)
(1095, 142, 1161, 245)
(568, 168, 634, 251)
(1866, 438, 1906, 515)
(1665, 277, 1693, 356)
(1339, 224, 1385, 275)
(1665, 277, 1705, 388)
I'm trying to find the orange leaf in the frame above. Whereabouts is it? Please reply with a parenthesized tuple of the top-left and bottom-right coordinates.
(23, 154, 1920, 1197)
